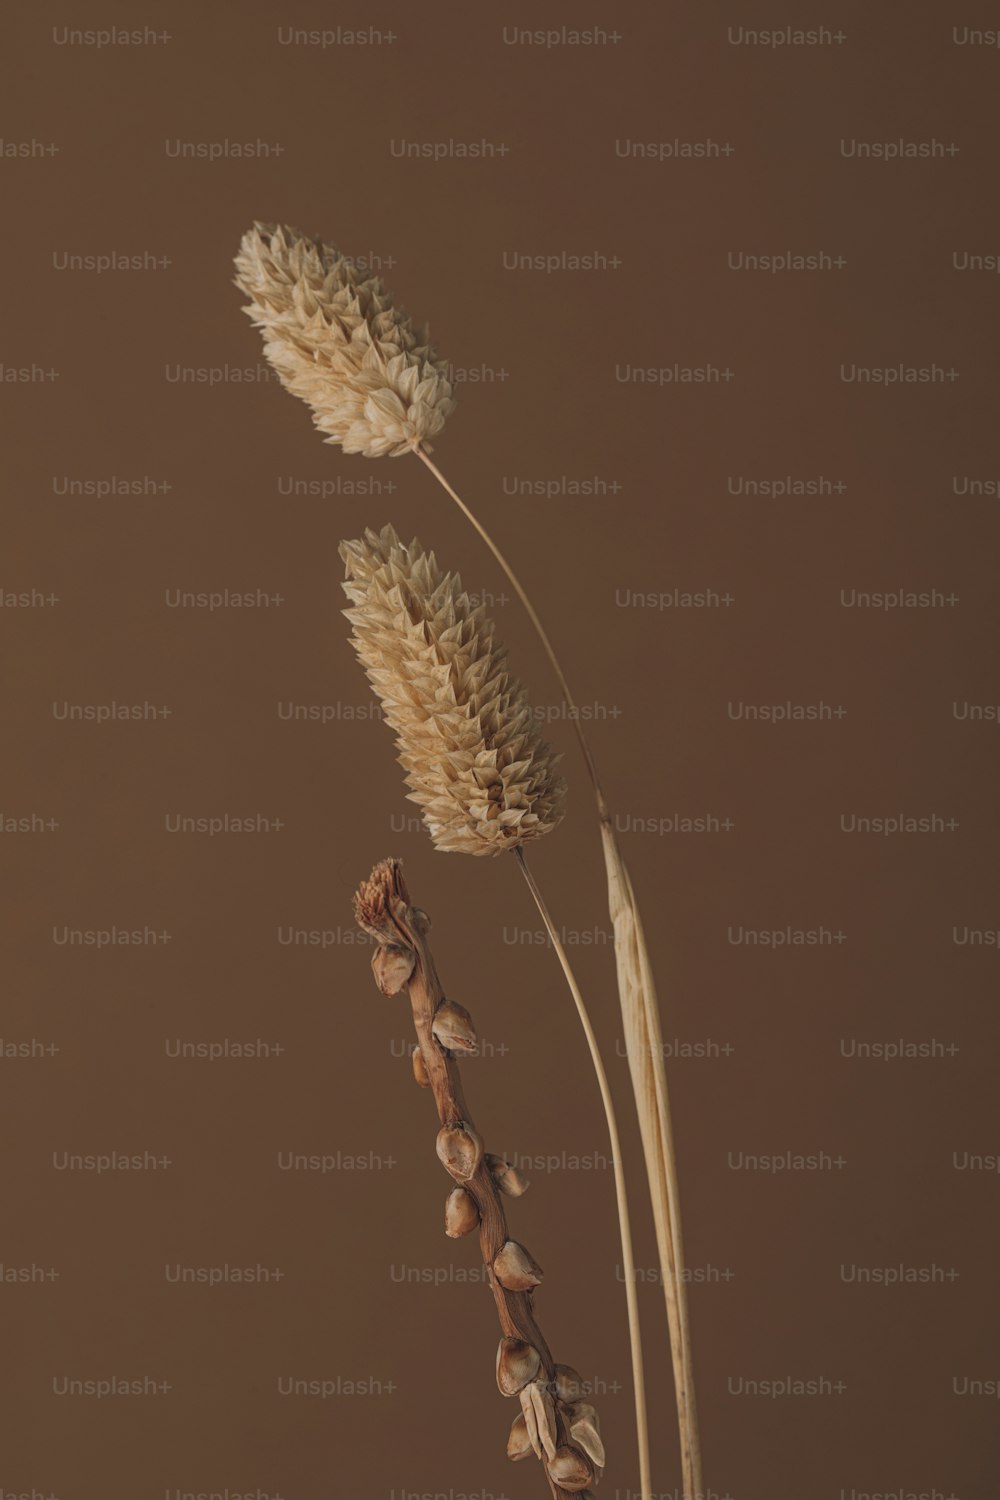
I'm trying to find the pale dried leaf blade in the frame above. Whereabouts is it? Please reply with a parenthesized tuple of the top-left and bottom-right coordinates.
(600, 822, 702, 1498)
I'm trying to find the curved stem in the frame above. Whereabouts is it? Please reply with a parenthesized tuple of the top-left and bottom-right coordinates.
(514, 847, 651, 1500)
(412, 441, 608, 818)
(411, 441, 702, 1500)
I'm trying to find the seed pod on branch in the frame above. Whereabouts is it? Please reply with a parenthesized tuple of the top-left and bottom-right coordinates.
(506, 1411, 534, 1462)
(411, 1045, 431, 1087)
(371, 942, 415, 996)
(553, 1364, 585, 1403)
(435, 1122, 483, 1182)
(567, 1404, 606, 1470)
(488, 1153, 530, 1197)
(496, 1337, 541, 1397)
(546, 1446, 594, 1493)
(444, 1187, 480, 1239)
(431, 998, 478, 1054)
(494, 1239, 544, 1292)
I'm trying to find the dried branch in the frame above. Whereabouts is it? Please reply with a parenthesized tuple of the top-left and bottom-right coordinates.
(355, 857, 605, 1499)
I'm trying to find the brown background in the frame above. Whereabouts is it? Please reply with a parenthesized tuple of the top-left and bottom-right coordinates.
(3, 3, 999, 1498)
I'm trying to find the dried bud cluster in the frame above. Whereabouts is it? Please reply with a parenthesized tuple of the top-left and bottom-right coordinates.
(340, 525, 567, 857)
(421, 975, 603, 1488)
(233, 223, 456, 457)
(356, 860, 605, 1491)
(419, 976, 603, 1484)
(504, 1361, 606, 1490)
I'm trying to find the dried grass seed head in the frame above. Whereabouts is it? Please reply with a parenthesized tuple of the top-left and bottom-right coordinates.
(340, 524, 567, 857)
(233, 222, 456, 457)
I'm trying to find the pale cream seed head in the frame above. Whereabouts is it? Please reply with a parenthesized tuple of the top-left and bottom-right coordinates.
(234, 222, 456, 457)
(340, 524, 567, 857)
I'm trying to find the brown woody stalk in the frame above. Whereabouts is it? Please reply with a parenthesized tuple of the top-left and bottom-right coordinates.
(355, 857, 604, 1499)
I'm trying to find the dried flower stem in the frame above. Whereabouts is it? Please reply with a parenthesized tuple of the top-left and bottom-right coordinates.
(412, 440, 702, 1500)
(514, 848, 650, 1500)
(355, 858, 605, 1500)
(411, 442, 607, 813)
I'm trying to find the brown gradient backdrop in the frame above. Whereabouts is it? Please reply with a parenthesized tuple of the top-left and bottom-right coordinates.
(3, 4, 999, 1499)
